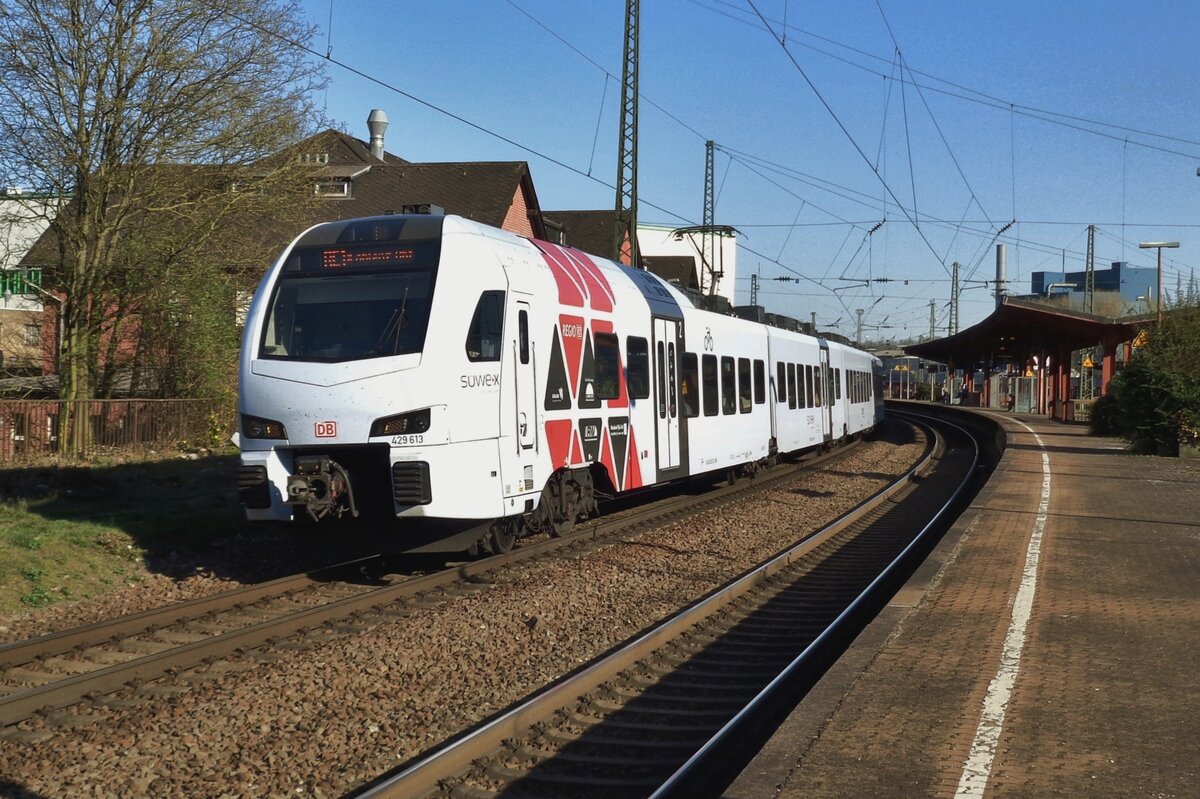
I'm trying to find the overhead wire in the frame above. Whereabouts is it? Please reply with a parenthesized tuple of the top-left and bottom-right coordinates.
(693, 0, 1200, 158)
(745, 0, 953, 277)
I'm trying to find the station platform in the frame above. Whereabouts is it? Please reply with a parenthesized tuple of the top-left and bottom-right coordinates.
(726, 406, 1200, 798)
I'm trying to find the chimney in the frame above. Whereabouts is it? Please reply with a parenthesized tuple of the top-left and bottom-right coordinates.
(367, 109, 388, 161)
(995, 244, 1008, 308)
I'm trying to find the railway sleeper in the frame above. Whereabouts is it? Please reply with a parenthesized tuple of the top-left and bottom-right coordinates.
(565, 711, 720, 737)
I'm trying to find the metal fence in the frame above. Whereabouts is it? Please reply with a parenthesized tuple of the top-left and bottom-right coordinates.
(0, 399, 225, 462)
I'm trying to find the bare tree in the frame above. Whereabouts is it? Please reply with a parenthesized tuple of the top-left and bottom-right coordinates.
(0, 0, 327, 446)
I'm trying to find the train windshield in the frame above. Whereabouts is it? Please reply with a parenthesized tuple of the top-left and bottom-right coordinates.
(258, 240, 438, 363)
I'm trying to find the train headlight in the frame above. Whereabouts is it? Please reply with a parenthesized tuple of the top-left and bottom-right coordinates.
(371, 408, 431, 437)
(241, 414, 288, 440)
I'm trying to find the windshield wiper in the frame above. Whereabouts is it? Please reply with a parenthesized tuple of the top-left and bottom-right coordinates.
(370, 286, 410, 356)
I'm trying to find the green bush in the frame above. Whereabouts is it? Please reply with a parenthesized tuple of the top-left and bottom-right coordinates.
(1101, 306, 1200, 455)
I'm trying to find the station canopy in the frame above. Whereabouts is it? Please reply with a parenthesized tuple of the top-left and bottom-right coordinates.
(904, 297, 1154, 366)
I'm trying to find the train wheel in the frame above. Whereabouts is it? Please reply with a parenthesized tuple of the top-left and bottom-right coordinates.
(487, 519, 520, 554)
(726, 467, 739, 486)
(533, 469, 591, 537)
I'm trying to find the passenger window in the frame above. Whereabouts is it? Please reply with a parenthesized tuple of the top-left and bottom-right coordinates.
(721, 356, 736, 415)
(466, 291, 504, 362)
(753, 359, 766, 404)
(805, 365, 814, 409)
(777, 362, 787, 404)
(681, 352, 699, 418)
(518, 310, 529, 364)
(814, 365, 822, 407)
(656, 341, 666, 418)
(835, 368, 842, 400)
(594, 332, 620, 400)
(787, 363, 797, 410)
(626, 336, 650, 399)
(738, 358, 752, 413)
(668, 343, 677, 417)
(702, 354, 719, 416)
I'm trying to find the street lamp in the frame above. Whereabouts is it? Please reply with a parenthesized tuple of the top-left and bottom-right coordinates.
(1138, 240, 1179, 323)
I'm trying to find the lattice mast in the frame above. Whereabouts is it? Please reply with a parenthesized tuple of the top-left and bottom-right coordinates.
(703, 140, 716, 293)
(950, 261, 960, 335)
(612, 0, 640, 267)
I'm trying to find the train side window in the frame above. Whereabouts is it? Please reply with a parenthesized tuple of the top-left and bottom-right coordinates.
(681, 352, 699, 418)
(777, 362, 787, 404)
(721, 356, 736, 415)
(594, 332, 620, 400)
(518, 310, 529, 364)
(738, 358, 752, 413)
(753, 359, 766, 404)
(626, 336, 650, 399)
(702, 354, 719, 416)
(814, 365, 822, 407)
(804, 365, 813, 409)
(466, 290, 504, 362)
(786, 363, 797, 410)
(835, 368, 842, 400)
(656, 341, 667, 418)
(668, 343, 678, 417)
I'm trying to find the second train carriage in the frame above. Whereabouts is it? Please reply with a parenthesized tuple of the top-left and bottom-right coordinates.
(237, 214, 883, 551)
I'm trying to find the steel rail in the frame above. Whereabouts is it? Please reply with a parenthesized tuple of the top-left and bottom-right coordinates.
(649, 410, 979, 798)
(0, 556, 380, 669)
(0, 440, 867, 731)
(353, 422, 939, 799)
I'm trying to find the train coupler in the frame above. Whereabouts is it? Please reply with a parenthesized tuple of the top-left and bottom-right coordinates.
(286, 455, 359, 522)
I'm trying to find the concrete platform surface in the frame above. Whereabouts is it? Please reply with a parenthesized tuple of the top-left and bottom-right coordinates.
(726, 408, 1200, 799)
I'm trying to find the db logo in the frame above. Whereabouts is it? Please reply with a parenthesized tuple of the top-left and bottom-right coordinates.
(314, 421, 338, 438)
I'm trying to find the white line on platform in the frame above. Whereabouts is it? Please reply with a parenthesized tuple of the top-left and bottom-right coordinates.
(954, 419, 1051, 798)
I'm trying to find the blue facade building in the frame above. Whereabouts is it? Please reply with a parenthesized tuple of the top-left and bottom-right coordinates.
(1029, 261, 1157, 305)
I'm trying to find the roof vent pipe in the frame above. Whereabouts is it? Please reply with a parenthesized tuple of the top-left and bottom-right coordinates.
(367, 109, 388, 161)
(995, 244, 1008, 308)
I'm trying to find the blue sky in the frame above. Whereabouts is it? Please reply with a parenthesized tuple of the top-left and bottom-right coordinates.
(297, 0, 1200, 340)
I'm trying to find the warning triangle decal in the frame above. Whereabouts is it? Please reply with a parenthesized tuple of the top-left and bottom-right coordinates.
(607, 416, 629, 489)
(544, 329, 572, 410)
(578, 417, 603, 464)
(578, 330, 600, 409)
(625, 424, 643, 489)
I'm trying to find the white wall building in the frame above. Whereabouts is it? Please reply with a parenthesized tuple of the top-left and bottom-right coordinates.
(637, 222, 739, 306)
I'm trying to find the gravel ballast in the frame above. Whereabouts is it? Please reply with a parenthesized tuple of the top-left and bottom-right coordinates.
(0, 425, 924, 798)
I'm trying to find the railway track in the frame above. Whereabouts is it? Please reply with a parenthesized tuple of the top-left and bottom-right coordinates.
(0, 436, 869, 739)
(351, 411, 984, 799)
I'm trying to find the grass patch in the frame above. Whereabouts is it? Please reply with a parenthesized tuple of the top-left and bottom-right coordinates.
(0, 450, 252, 616)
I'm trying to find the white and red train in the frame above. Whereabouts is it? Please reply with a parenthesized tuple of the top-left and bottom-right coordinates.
(237, 214, 885, 552)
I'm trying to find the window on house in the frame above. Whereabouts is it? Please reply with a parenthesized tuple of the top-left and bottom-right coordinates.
(314, 180, 350, 197)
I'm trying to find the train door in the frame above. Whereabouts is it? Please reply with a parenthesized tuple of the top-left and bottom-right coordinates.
(653, 318, 681, 472)
(512, 298, 537, 489)
(819, 344, 833, 443)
